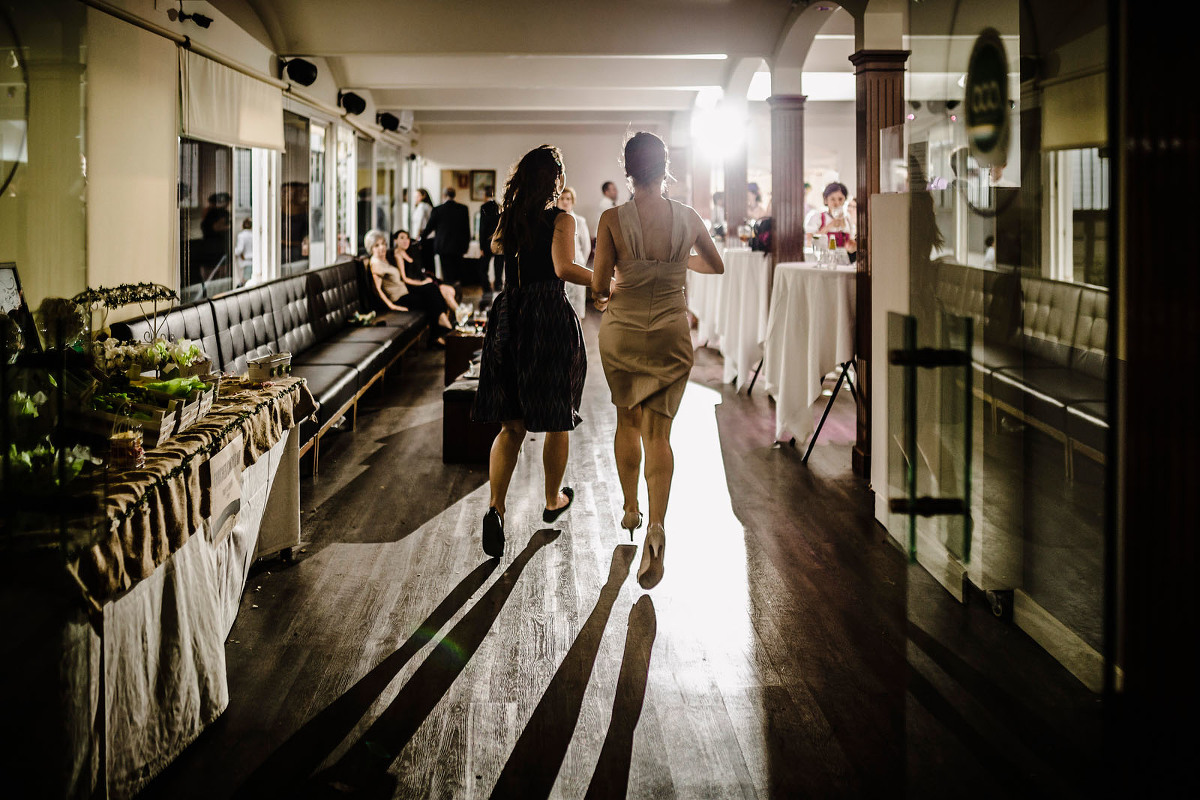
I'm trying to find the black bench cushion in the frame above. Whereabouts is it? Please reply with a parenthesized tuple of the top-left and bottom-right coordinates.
(290, 364, 358, 427)
(329, 325, 411, 364)
(1018, 277, 1081, 369)
(270, 275, 319, 356)
(212, 285, 279, 375)
(1070, 287, 1108, 381)
(292, 340, 393, 390)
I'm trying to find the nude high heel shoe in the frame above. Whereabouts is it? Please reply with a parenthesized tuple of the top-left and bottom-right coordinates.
(621, 507, 643, 541)
(637, 523, 666, 589)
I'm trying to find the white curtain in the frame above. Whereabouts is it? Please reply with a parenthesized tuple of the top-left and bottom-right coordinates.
(181, 50, 284, 151)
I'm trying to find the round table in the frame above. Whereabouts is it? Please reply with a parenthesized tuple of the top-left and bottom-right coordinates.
(761, 262, 856, 443)
(686, 269, 724, 348)
(716, 249, 772, 389)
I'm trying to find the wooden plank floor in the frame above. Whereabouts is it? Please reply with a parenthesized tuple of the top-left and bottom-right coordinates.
(139, 309, 1103, 799)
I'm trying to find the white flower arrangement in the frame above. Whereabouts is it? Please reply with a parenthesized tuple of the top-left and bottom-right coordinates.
(93, 337, 209, 377)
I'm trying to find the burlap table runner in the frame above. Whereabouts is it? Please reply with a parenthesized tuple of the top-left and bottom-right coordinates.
(73, 377, 316, 607)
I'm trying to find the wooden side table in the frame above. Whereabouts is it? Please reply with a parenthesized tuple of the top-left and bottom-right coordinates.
(444, 330, 485, 386)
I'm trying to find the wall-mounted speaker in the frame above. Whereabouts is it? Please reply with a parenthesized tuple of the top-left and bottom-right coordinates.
(338, 91, 366, 116)
(280, 58, 318, 87)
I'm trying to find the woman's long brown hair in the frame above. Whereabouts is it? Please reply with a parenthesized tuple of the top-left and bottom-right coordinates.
(495, 145, 563, 261)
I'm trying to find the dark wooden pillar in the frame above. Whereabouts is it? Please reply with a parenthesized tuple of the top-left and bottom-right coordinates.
(768, 94, 808, 265)
(723, 146, 747, 238)
(849, 49, 909, 479)
(1112, 2, 1200, 793)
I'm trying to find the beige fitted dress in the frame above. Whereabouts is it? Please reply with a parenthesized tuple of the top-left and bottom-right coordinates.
(598, 200, 694, 418)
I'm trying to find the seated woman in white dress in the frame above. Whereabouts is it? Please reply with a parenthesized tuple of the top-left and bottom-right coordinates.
(804, 181, 857, 260)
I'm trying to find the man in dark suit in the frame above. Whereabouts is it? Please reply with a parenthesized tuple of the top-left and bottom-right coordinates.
(477, 187, 503, 292)
(421, 187, 471, 285)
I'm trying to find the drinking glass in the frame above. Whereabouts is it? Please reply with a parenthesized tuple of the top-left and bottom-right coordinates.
(455, 303, 473, 330)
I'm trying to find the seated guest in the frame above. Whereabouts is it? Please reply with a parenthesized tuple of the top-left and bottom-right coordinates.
(394, 228, 458, 306)
(364, 229, 454, 343)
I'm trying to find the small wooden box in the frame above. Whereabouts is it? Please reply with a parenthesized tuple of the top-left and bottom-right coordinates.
(247, 352, 293, 382)
(174, 395, 201, 433)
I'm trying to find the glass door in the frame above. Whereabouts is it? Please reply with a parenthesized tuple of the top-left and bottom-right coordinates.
(895, 0, 1113, 792)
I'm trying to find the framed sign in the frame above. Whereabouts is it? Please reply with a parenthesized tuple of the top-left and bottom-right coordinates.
(964, 28, 1010, 167)
(470, 169, 496, 201)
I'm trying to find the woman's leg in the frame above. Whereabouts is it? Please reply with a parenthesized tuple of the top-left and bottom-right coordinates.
(542, 431, 571, 510)
(436, 311, 452, 329)
(439, 283, 458, 310)
(639, 409, 675, 528)
(614, 405, 643, 516)
(489, 419, 527, 517)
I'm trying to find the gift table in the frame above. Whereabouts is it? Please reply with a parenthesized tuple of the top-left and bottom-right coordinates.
(1, 377, 315, 799)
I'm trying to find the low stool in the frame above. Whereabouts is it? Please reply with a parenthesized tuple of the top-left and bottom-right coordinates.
(443, 377, 500, 463)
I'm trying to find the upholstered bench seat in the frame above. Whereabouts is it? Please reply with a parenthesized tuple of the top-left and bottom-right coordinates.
(292, 340, 394, 389)
(291, 364, 359, 440)
(932, 261, 1112, 477)
(111, 260, 436, 474)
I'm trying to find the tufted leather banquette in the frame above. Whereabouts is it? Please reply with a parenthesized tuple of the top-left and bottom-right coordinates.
(112, 260, 434, 472)
(933, 261, 1110, 476)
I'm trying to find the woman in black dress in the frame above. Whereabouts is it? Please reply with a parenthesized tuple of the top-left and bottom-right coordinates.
(472, 145, 593, 556)
(364, 229, 454, 342)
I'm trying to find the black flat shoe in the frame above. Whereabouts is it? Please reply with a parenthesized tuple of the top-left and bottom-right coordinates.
(482, 507, 504, 557)
(542, 487, 575, 524)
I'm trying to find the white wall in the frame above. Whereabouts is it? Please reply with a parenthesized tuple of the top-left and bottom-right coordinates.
(87, 8, 178, 295)
(804, 101, 857, 207)
(417, 126, 667, 236)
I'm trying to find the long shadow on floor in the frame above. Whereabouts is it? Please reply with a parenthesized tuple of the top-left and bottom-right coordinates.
(232, 558, 500, 799)
(305, 418, 489, 546)
(488, 544, 637, 799)
(299, 529, 560, 798)
(583, 595, 657, 800)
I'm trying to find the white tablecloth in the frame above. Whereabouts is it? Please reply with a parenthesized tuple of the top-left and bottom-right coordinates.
(717, 249, 772, 388)
(686, 270, 724, 348)
(762, 262, 856, 442)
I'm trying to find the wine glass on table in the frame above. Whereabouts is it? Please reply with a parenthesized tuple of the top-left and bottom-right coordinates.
(455, 302, 473, 331)
(737, 223, 752, 247)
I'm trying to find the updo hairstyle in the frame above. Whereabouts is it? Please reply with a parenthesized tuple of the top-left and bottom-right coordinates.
(623, 131, 673, 189)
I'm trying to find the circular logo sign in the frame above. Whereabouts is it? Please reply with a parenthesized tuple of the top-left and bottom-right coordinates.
(964, 28, 1010, 166)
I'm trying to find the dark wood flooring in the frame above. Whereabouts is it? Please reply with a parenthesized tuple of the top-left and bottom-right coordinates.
(139, 309, 1104, 799)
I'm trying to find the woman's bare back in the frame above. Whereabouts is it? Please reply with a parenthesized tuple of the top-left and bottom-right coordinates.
(615, 194, 675, 262)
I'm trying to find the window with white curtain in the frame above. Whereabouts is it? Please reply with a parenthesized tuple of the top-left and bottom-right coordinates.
(281, 110, 311, 276)
(335, 125, 356, 257)
(178, 139, 273, 301)
(309, 123, 328, 268)
(1046, 147, 1109, 286)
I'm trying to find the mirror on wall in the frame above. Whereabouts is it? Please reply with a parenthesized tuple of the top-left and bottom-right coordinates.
(0, 2, 88, 308)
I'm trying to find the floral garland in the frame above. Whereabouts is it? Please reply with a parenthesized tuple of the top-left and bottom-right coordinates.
(73, 282, 180, 339)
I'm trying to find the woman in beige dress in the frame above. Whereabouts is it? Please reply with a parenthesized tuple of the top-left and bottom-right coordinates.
(591, 132, 724, 588)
